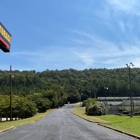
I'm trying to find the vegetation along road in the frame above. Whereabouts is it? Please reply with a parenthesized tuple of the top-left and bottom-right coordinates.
(0, 107, 135, 140)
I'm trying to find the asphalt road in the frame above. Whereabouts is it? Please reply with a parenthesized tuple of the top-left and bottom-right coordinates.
(0, 107, 135, 140)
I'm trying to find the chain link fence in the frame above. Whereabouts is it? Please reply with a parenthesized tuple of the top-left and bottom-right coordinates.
(98, 97, 140, 115)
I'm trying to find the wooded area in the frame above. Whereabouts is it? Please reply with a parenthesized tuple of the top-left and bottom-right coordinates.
(1, 68, 140, 97)
(0, 68, 140, 118)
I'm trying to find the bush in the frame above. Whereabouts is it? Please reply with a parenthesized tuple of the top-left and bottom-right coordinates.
(85, 98, 105, 116)
(82, 100, 87, 107)
(12, 97, 37, 118)
(86, 103, 105, 116)
(83, 98, 96, 107)
(35, 98, 51, 113)
(122, 110, 129, 115)
(133, 112, 140, 115)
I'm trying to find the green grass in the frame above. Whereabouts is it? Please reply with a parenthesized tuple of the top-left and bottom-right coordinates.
(72, 107, 108, 123)
(0, 109, 54, 131)
(72, 107, 140, 136)
(74, 102, 82, 108)
(98, 115, 140, 135)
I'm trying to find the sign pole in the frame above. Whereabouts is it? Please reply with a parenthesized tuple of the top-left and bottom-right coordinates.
(10, 65, 12, 121)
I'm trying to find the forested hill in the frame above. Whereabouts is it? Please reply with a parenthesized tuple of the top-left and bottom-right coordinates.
(0, 68, 140, 103)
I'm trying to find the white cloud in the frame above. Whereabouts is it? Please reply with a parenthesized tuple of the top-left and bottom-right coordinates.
(11, 29, 140, 70)
(11, 51, 41, 56)
(70, 31, 140, 68)
(91, 0, 140, 39)
(117, 20, 125, 33)
(10, 46, 79, 70)
(71, 48, 95, 67)
(106, 0, 140, 15)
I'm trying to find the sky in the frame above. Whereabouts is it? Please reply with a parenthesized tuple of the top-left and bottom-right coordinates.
(0, 0, 140, 72)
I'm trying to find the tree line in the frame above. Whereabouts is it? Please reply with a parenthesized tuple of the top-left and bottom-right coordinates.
(1, 68, 140, 100)
(0, 67, 140, 118)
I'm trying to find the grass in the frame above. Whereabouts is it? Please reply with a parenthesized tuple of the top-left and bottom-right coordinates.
(74, 102, 82, 108)
(0, 109, 54, 131)
(98, 115, 140, 135)
(72, 107, 140, 136)
(72, 107, 108, 123)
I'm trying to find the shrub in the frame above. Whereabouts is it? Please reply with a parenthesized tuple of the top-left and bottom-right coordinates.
(82, 100, 87, 107)
(133, 112, 140, 115)
(85, 98, 105, 116)
(83, 98, 96, 107)
(122, 110, 129, 115)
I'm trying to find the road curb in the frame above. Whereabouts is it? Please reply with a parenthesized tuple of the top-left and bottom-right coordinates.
(0, 126, 15, 134)
(71, 111, 140, 140)
(98, 123, 140, 140)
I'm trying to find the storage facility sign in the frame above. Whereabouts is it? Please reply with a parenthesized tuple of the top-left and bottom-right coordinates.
(0, 22, 12, 52)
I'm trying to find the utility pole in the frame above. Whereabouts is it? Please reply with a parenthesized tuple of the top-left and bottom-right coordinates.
(104, 87, 108, 106)
(104, 87, 108, 115)
(10, 65, 12, 121)
(129, 66, 133, 118)
(94, 89, 97, 99)
(126, 62, 134, 118)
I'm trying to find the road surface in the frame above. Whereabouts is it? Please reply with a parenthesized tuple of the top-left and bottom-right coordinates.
(0, 107, 135, 140)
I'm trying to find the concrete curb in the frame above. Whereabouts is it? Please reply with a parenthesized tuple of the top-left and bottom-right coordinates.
(71, 111, 140, 140)
(0, 126, 15, 134)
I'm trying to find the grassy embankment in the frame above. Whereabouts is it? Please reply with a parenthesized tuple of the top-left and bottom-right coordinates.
(72, 107, 140, 136)
(0, 109, 54, 131)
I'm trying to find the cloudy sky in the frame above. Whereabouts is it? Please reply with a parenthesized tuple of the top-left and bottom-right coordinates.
(0, 0, 140, 71)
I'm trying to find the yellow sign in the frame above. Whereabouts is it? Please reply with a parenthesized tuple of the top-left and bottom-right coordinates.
(0, 24, 11, 44)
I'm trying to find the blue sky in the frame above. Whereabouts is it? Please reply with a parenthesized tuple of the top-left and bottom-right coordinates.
(0, 0, 140, 71)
